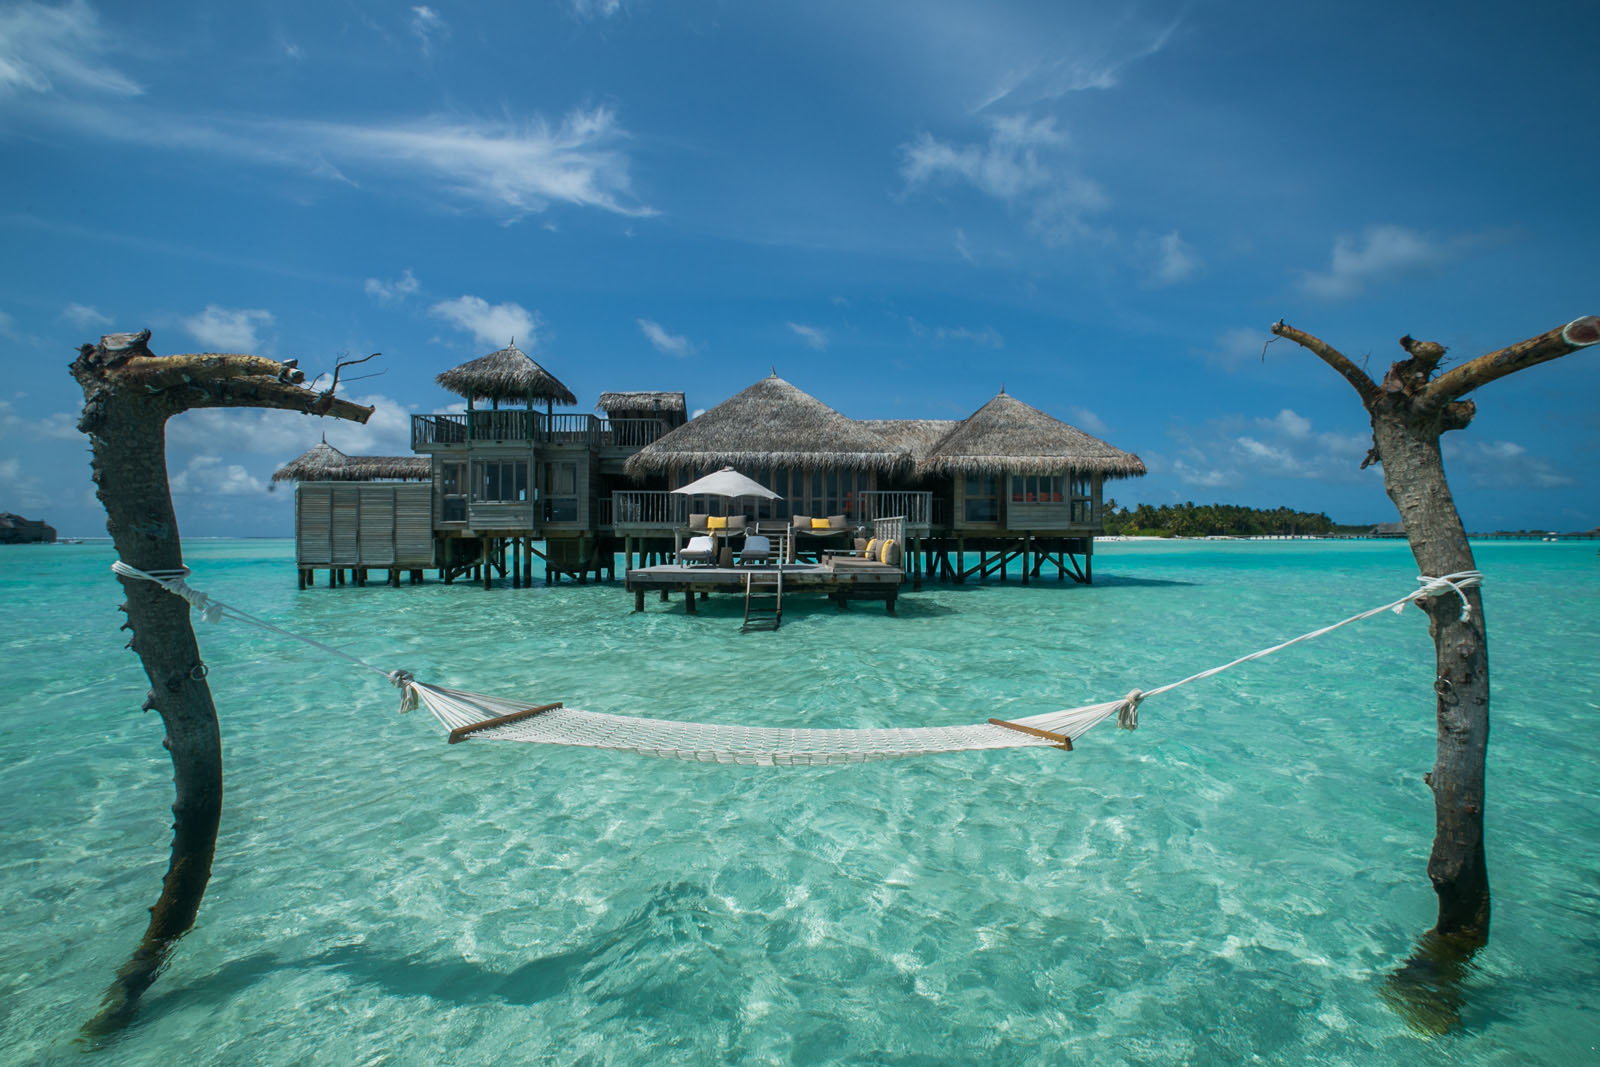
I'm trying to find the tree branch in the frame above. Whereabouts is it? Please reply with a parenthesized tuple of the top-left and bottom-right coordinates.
(1418, 316, 1599, 409)
(1269, 320, 1380, 407)
(178, 376, 375, 422)
(116, 354, 305, 393)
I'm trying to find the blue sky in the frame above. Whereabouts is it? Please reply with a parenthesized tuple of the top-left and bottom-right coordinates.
(2, 0, 1596, 536)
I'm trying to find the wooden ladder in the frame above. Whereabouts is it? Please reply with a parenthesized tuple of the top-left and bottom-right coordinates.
(741, 566, 784, 632)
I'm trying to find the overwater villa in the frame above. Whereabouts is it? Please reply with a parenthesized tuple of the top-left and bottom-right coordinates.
(277, 345, 1145, 595)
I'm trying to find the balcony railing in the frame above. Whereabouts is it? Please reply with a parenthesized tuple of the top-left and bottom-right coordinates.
(412, 413, 469, 446)
(469, 410, 537, 442)
(855, 491, 933, 528)
(545, 414, 595, 445)
(610, 490, 687, 528)
(598, 417, 669, 448)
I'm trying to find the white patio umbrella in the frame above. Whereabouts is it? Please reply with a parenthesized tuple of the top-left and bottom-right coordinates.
(670, 466, 780, 501)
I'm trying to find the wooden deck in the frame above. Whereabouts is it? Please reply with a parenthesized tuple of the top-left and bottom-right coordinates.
(625, 560, 904, 614)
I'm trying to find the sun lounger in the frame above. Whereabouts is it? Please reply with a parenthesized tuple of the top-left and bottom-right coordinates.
(677, 535, 716, 565)
(737, 534, 774, 565)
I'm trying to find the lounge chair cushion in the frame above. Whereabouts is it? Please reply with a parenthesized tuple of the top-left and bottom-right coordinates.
(689, 513, 709, 531)
(827, 515, 848, 529)
(678, 535, 715, 563)
(864, 538, 880, 561)
(791, 515, 811, 529)
(725, 515, 748, 534)
(740, 535, 772, 561)
(880, 539, 901, 567)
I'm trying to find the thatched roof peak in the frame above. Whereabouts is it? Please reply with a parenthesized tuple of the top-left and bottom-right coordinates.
(435, 342, 577, 406)
(624, 374, 908, 477)
(857, 419, 960, 463)
(272, 440, 430, 482)
(919, 392, 1146, 479)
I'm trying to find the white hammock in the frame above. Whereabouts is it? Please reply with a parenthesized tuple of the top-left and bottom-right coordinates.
(111, 562, 1482, 767)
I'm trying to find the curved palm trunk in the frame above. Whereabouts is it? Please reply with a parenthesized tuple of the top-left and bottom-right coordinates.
(71, 333, 372, 1037)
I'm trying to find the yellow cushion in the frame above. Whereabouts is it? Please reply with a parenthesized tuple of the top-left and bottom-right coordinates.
(706, 516, 727, 530)
(880, 539, 898, 566)
(864, 538, 879, 561)
(811, 518, 831, 529)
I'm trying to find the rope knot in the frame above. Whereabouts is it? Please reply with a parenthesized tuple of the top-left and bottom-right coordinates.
(1415, 571, 1482, 623)
(389, 670, 418, 713)
(1115, 689, 1144, 731)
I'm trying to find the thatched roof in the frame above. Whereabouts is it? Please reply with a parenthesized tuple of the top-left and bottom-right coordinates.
(625, 374, 909, 477)
(596, 391, 686, 414)
(272, 441, 430, 482)
(918, 393, 1146, 478)
(435, 343, 577, 406)
(858, 419, 960, 463)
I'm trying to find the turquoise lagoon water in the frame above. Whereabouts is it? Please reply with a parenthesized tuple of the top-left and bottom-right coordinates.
(1, 538, 1597, 1065)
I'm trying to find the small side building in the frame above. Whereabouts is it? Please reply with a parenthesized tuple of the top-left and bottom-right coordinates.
(274, 441, 433, 585)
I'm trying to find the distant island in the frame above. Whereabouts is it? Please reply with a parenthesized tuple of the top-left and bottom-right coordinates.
(1101, 501, 1366, 538)
(0, 513, 57, 544)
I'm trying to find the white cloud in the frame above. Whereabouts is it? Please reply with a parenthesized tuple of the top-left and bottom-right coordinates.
(168, 392, 418, 467)
(1068, 406, 1108, 435)
(429, 295, 539, 349)
(1166, 410, 1376, 489)
(0, 309, 13, 335)
(364, 269, 420, 304)
(900, 115, 1107, 245)
(637, 318, 692, 356)
(61, 301, 110, 328)
(409, 5, 447, 56)
(1443, 438, 1574, 489)
(569, 0, 622, 18)
(1299, 225, 1457, 300)
(1147, 230, 1200, 287)
(170, 454, 263, 496)
(181, 305, 273, 351)
(974, 13, 1183, 109)
(953, 228, 974, 263)
(786, 322, 828, 350)
(0, 0, 141, 97)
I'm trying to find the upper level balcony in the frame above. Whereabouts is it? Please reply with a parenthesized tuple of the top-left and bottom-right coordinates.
(412, 412, 669, 451)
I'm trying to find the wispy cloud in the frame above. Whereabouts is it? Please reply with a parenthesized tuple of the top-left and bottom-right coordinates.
(1198, 326, 1272, 371)
(61, 301, 110, 328)
(907, 317, 1004, 349)
(786, 322, 828, 350)
(638, 318, 692, 356)
(1298, 225, 1464, 300)
(1443, 437, 1573, 489)
(430, 295, 539, 349)
(1167, 409, 1376, 489)
(1145, 230, 1200, 287)
(1068, 405, 1109, 435)
(569, 0, 622, 19)
(409, 5, 447, 57)
(975, 12, 1183, 110)
(28, 99, 653, 220)
(900, 115, 1107, 244)
(364, 269, 420, 304)
(0, 0, 141, 97)
(182, 305, 273, 351)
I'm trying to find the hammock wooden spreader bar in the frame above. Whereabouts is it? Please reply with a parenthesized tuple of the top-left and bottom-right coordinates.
(108, 561, 1484, 768)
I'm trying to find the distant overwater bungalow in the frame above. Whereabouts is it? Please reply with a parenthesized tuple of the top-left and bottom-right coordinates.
(275, 343, 1145, 603)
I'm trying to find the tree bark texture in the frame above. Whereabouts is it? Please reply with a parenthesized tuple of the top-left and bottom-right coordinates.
(1271, 317, 1595, 1031)
(70, 332, 371, 1037)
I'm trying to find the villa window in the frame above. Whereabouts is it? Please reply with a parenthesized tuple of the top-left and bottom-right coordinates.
(1070, 475, 1093, 523)
(474, 459, 528, 502)
(440, 462, 467, 522)
(546, 461, 578, 523)
(964, 474, 999, 523)
(1010, 475, 1065, 504)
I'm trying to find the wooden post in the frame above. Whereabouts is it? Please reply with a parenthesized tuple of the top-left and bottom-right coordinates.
(685, 589, 697, 613)
(1022, 531, 1031, 585)
(634, 588, 644, 612)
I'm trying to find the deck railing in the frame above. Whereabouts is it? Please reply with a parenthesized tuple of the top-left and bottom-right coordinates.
(855, 491, 933, 528)
(597, 417, 669, 448)
(545, 413, 595, 445)
(411, 413, 469, 447)
(610, 490, 687, 528)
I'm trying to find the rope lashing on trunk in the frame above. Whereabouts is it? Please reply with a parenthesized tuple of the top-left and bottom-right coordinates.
(109, 562, 1482, 766)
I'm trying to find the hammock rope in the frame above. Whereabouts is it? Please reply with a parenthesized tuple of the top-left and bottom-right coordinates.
(110, 561, 1482, 767)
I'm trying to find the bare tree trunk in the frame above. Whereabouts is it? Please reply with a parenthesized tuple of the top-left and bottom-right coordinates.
(1271, 317, 1596, 1032)
(70, 332, 371, 1037)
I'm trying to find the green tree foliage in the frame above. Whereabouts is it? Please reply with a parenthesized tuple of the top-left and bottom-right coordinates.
(1100, 500, 1338, 537)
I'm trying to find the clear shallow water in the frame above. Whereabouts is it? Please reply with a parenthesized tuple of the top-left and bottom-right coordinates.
(1, 538, 1596, 1065)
